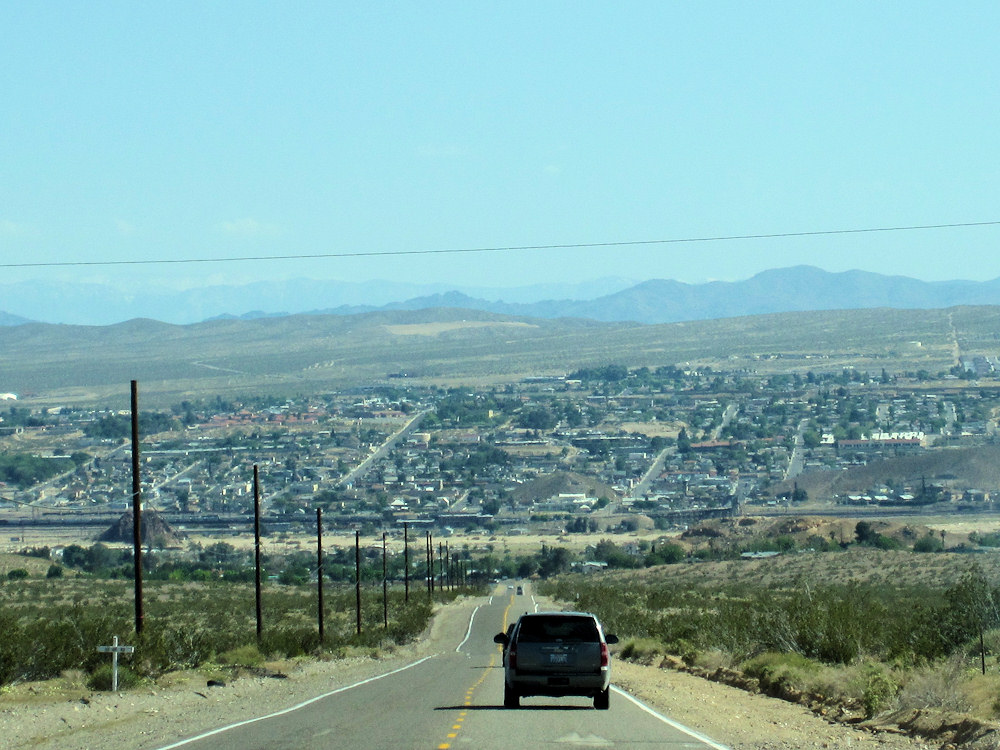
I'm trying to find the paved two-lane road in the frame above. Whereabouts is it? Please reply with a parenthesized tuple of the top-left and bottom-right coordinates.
(155, 587, 729, 749)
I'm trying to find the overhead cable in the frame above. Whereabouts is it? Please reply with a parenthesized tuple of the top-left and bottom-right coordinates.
(2, 219, 998, 269)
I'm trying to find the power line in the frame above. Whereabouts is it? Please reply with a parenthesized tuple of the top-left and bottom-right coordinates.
(2, 219, 998, 269)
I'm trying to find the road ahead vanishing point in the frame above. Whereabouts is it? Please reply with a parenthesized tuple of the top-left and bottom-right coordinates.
(154, 585, 729, 750)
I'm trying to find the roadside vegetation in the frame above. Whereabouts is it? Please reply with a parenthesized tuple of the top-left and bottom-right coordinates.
(0, 546, 474, 689)
(7, 515, 1000, 715)
(541, 547, 1000, 722)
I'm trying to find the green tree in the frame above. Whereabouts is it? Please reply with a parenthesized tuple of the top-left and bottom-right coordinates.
(537, 546, 573, 577)
(677, 428, 691, 454)
(645, 543, 685, 565)
(913, 533, 944, 553)
(517, 406, 557, 431)
(943, 568, 1000, 651)
(855, 521, 878, 545)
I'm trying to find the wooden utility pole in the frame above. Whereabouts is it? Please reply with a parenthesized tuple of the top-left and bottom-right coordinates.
(355, 530, 362, 635)
(427, 532, 434, 596)
(130, 380, 144, 635)
(382, 532, 388, 629)
(254, 465, 262, 641)
(403, 522, 410, 602)
(317, 509, 325, 643)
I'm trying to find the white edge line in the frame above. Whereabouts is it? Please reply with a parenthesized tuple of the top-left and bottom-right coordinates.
(456, 603, 482, 652)
(152, 655, 436, 750)
(612, 686, 731, 750)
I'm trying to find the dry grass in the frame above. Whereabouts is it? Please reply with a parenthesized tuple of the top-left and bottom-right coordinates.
(0, 552, 59, 577)
(609, 546, 1000, 593)
(895, 655, 975, 714)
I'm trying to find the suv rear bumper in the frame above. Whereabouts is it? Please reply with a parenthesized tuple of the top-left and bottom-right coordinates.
(507, 669, 610, 698)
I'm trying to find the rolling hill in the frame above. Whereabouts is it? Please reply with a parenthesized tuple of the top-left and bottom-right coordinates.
(3, 304, 999, 407)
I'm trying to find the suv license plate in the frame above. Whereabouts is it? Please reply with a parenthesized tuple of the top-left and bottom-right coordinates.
(549, 653, 568, 664)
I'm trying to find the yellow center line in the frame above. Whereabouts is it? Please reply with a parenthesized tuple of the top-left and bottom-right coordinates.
(436, 592, 515, 749)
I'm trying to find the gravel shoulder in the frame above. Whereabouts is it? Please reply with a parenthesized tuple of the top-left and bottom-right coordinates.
(613, 660, 931, 750)
(0, 595, 936, 750)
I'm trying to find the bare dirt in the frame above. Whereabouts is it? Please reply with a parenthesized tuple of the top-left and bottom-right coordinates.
(1, 593, 967, 750)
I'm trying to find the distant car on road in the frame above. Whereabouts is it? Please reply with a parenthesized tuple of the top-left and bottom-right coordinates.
(494, 611, 618, 710)
(515, 585, 523, 595)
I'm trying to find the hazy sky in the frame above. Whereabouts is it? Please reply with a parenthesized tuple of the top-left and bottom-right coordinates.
(3, 2, 999, 291)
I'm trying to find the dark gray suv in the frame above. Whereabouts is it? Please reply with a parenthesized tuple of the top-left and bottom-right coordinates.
(494, 611, 618, 710)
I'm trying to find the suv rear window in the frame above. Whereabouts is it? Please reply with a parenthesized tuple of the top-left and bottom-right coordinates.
(516, 616, 599, 643)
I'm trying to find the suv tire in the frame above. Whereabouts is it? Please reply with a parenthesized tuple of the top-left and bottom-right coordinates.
(504, 682, 519, 709)
(594, 687, 609, 710)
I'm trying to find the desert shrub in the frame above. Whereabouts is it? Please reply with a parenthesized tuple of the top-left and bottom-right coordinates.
(964, 673, 1000, 718)
(970, 531, 1000, 548)
(0, 578, 443, 687)
(217, 644, 265, 667)
(882, 596, 951, 663)
(7, 604, 133, 682)
(87, 663, 141, 691)
(7, 569, 29, 581)
(708, 583, 885, 664)
(619, 637, 665, 663)
(861, 663, 899, 718)
(138, 619, 238, 673)
(690, 648, 731, 672)
(544, 568, 985, 667)
(645, 543, 685, 565)
(259, 623, 322, 658)
(913, 534, 944, 553)
(46, 564, 64, 578)
(940, 569, 1000, 649)
(740, 651, 821, 695)
(981, 628, 1000, 656)
(385, 597, 434, 643)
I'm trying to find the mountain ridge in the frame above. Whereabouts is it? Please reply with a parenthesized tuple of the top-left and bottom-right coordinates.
(3, 266, 1000, 327)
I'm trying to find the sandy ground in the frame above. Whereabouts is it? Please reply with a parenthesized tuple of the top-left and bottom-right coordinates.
(0, 594, 937, 750)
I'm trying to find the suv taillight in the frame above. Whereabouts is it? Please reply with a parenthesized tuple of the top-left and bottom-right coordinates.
(508, 646, 516, 670)
(600, 642, 609, 668)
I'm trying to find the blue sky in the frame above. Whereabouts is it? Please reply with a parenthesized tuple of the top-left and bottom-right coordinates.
(3, 2, 999, 292)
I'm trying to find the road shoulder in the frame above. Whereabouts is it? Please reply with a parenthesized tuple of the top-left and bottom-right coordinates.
(612, 659, 931, 750)
(0, 595, 485, 750)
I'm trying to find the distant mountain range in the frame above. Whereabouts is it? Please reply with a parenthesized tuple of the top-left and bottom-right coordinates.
(0, 311, 32, 326)
(3, 266, 1000, 327)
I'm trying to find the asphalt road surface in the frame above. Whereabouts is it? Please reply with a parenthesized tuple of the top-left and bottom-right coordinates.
(153, 587, 729, 750)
